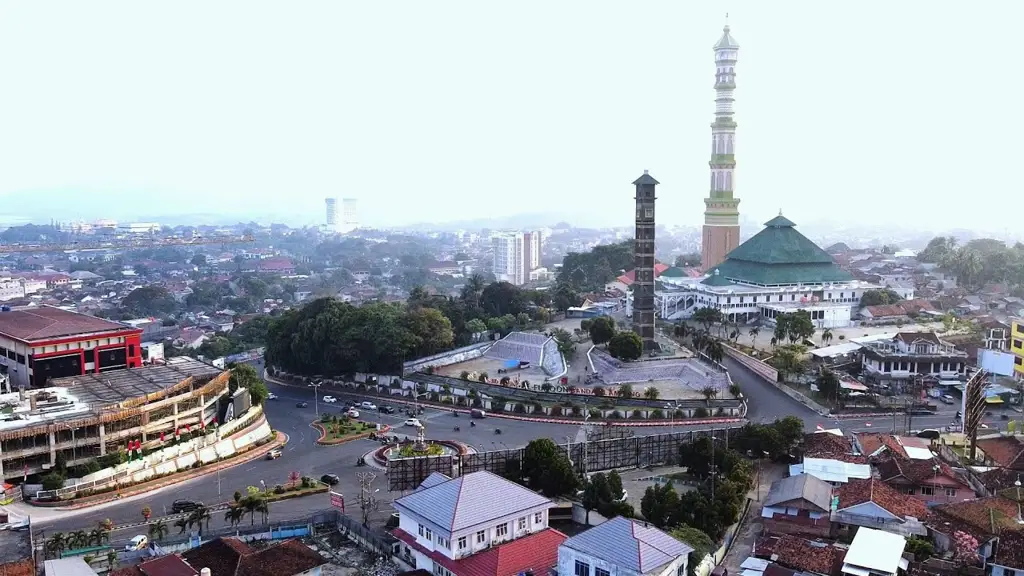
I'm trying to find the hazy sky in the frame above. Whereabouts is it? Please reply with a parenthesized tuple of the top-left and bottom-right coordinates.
(1, 2, 1021, 231)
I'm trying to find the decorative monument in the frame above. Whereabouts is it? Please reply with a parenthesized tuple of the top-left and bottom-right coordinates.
(413, 424, 428, 452)
(701, 23, 742, 272)
(632, 170, 660, 352)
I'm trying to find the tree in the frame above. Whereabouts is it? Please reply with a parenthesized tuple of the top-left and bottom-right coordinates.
(465, 318, 487, 334)
(189, 505, 211, 536)
(859, 288, 903, 307)
(89, 527, 109, 547)
(670, 525, 715, 576)
(700, 385, 719, 404)
(692, 307, 723, 332)
(588, 316, 616, 345)
(748, 326, 760, 348)
(608, 331, 643, 361)
(952, 530, 980, 566)
(551, 328, 577, 360)
(46, 533, 66, 558)
(550, 282, 582, 311)
(558, 241, 633, 292)
(641, 482, 680, 528)
(674, 253, 702, 267)
(106, 549, 118, 570)
(229, 364, 261, 395)
(644, 387, 659, 400)
(783, 311, 815, 343)
(821, 328, 833, 346)
(121, 286, 178, 316)
(905, 537, 935, 561)
(148, 520, 168, 542)
(521, 439, 579, 497)
(224, 506, 245, 528)
(480, 282, 527, 317)
(816, 369, 842, 403)
(190, 254, 207, 267)
(404, 307, 455, 358)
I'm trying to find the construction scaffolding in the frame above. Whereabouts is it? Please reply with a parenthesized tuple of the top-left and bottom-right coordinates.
(385, 426, 741, 491)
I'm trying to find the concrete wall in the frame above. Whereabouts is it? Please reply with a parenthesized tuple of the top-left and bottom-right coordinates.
(721, 344, 778, 382)
(401, 342, 492, 375)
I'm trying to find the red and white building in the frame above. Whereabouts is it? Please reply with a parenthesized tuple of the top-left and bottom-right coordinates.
(0, 305, 143, 389)
(393, 471, 568, 576)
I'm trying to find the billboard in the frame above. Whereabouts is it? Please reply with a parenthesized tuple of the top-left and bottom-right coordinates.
(979, 349, 1016, 377)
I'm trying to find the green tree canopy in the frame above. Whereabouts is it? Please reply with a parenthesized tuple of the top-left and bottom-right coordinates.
(521, 439, 579, 497)
(121, 286, 177, 316)
(859, 288, 903, 307)
(558, 241, 633, 292)
(589, 316, 616, 345)
(608, 331, 643, 361)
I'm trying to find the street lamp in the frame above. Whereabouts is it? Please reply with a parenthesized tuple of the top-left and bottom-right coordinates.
(665, 401, 682, 436)
(311, 381, 321, 417)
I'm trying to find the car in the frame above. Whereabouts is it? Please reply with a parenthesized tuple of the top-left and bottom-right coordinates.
(172, 499, 202, 513)
(296, 401, 309, 408)
(404, 418, 422, 427)
(347, 409, 360, 418)
(379, 405, 395, 414)
(360, 401, 377, 410)
(125, 535, 149, 551)
(266, 448, 283, 460)
(320, 473, 340, 486)
(470, 409, 487, 419)
(323, 396, 337, 403)
(267, 393, 278, 400)
(916, 429, 942, 439)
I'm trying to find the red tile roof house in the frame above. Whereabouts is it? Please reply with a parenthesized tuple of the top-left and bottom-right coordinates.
(180, 537, 327, 576)
(753, 534, 846, 576)
(760, 474, 834, 538)
(392, 471, 568, 576)
(875, 457, 974, 505)
(832, 478, 929, 539)
(976, 436, 1024, 470)
(557, 516, 695, 576)
(924, 496, 1022, 558)
(604, 263, 671, 293)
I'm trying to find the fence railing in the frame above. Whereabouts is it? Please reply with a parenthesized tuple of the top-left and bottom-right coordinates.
(336, 511, 396, 558)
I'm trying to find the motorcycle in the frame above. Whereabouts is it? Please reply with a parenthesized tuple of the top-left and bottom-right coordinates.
(494, 428, 502, 435)
(454, 426, 461, 432)
(356, 458, 367, 467)
(470, 421, 476, 427)
(452, 410, 458, 417)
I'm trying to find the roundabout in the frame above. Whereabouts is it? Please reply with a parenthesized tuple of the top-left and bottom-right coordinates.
(364, 425, 473, 469)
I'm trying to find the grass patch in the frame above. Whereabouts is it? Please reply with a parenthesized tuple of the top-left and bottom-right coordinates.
(314, 416, 377, 445)
(265, 484, 329, 503)
(398, 443, 445, 457)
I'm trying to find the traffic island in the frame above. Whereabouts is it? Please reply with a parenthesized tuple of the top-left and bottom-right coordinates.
(31, 428, 287, 510)
(313, 417, 392, 446)
(262, 483, 329, 503)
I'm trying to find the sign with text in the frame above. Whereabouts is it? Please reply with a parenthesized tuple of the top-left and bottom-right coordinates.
(330, 491, 345, 513)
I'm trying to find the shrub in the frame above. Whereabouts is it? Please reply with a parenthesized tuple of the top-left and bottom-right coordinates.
(274, 484, 285, 494)
(513, 403, 527, 414)
(532, 402, 544, 414)
(608, 410, 622, 419)
(631, 409, 644, 419)
(694, 407, 709, 418)
(651, 408, 665, 419)
(550, 406, 563, 417)
(571, 405, 582, 416)
(589, 409, 601, 420)
(593, 386, 606, 396)
(729, 383, 741, 396)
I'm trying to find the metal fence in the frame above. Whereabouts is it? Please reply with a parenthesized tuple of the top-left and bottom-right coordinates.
(335, 510, 396, 558)
(387, 426, 740, 491)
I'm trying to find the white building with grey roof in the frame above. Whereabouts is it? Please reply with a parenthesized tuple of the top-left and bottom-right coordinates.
(557, 516, 695, 576)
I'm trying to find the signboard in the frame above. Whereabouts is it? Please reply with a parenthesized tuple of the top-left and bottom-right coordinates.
(330, 491, 345, 513)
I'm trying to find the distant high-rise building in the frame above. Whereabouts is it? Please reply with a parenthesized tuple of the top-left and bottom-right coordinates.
(341, 198, 358, 233)
(701, 23, 742, 272)
(324, 198, 339, 232)
(492, 230, 542, 286)
(632, 170, 659, 351)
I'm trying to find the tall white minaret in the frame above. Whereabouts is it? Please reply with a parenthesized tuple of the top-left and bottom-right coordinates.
(701, 22, 742, 272)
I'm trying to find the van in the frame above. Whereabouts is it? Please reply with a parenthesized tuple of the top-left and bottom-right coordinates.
(126, 535, 149, 551)
(470, 409, 487, 419)
(941, 395, 955, 405)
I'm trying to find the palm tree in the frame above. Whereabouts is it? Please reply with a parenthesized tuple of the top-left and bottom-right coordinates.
(242, 495, 262, 526)
(701, 385, 719, 405)
(749, 326, 760, 348)
(106, 549, 118, 570)
(255, 498, 270, 525)
(69, 530, 88, 550)
(821, 328, 833, 346)
(47, 533, 67, 558)
(174, 517, 190, 535)
(148, 520, 168, 542)
(224, 506, 245, 528)
(190, 506, 212, 536)
(88, 528, 109, 547)
(706, 341, 725, 364)
(643, 387, 659, 400)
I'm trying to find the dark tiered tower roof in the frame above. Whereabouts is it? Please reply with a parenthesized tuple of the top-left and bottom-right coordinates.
(707, 213, 853, 286)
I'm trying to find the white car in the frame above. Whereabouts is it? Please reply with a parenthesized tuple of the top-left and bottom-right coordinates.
(126, 535, 148, 551)
(404, 418, 422, 427)
(347, 409, 361, 418)
(323, 396, 337, 403)
(360, 401, 377, 410)
(267, 393, 278, 400)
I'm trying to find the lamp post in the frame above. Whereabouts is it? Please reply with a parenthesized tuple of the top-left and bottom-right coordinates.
(311, 381, 321, 417)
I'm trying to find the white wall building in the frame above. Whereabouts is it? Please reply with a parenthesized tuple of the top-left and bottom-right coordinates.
(392, 471, 567, 576)
(324, 197, 339, 232)
(0, 280, 25, 302)
(492, 231, 542, 286)
(118, 222, 160, 234)
(341, 198, 358, 233)
(859, 332, 968, 385)
(557, 516, 694, 576)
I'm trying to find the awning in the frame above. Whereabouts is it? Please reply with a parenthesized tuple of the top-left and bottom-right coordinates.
(986, 397, 1004, 404)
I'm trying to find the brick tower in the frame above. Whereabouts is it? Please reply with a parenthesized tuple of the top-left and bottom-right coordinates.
(701, 23, 742, 272)
(633, 170, 660, 352)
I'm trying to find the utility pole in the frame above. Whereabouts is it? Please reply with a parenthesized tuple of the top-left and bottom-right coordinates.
(356, 471, 380, 527)
(312, 382, 321, 417)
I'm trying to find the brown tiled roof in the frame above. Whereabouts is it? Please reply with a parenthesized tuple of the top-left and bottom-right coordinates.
(181, 537, 251, 576)
(979, 468, 1024, 494)
(895, 332, 942, 346)
(754, 535, 845, 576)
(238, 539, 327, 576)
(836, 478, 928, 519)
(977, 437, 1024, 468)
(856, 433, 908, 459)
(137, 555, 199, 576)
(995, 532, 1024, 570)
(876, 457, 965, 487)
(0, 560, 35, 576)
(0, 304, 136, 342)
(803, 432, 864, 462)
(929, 496, 1022, 538)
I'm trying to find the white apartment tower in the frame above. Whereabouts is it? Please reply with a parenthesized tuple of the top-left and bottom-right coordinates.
(324, 197, 339, 232)
(492, 230, 542, 286)
(341, 198, 358, 233)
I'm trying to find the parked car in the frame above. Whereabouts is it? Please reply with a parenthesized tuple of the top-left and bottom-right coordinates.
(172, 499, 202, 513)
(470, 409, 487, 419)
(379, 405, 395, 414)
(267, 393, 278, 400)
(360, 401, 377, 410)
(321, 473, 340, 486)
(916, 429, 942, 440)
(404, 418, 422, 428)
(296, 401, 309, 408)
(266, 448, 283, 460)
(126, 535, 149, 551)
(323, 396, 337, 403)
(347, 409, 360, 418)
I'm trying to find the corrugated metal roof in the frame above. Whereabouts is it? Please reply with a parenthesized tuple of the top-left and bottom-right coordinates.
(417, 472, 451, 490)
(843, 527, 907, 574)
(561, 517, 694, 573)
(394, 471, 552, 532)
(790, 458, 871, 484)
(763, 474, 832, 511)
